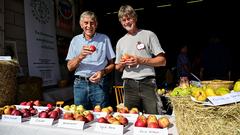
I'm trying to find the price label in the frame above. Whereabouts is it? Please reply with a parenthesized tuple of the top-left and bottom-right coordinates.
(29, 117, 54, 126)
(2, 115, 22, 123)
(133, 127, 168, 135)
(94, 123, 124, 135)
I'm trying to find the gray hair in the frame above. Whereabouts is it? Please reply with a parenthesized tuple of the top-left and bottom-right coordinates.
(80, 11, 97, 22)
(118, 5, 137, 22)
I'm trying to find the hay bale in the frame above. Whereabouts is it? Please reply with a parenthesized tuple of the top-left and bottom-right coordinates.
(0, 61, 19, 107)
(170, 96, 240, 135)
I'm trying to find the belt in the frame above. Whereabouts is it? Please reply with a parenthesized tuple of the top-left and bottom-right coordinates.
(124, 76, 155, 81)
(74, 75, 90, 80)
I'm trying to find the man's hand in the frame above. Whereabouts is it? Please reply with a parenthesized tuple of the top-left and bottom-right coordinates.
(89, 71, 103, 83)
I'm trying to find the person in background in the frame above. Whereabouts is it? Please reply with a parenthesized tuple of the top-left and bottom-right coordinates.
(176, 45, 191, 83)
(66, 11, 115, 109)
(115, 5, 166, 114)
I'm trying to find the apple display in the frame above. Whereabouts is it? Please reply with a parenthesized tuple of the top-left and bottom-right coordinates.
(134, 115, 147, 127)
(97, 117, 108, 123)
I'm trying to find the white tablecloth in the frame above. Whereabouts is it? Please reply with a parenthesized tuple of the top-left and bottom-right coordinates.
(0, 116, 179, 135)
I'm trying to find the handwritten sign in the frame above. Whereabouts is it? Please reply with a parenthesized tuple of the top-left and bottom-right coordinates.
(29, 117, 54, 126)
(133, 127, 168, 135)
(94, 123, 124, 135)
(92, 112, 107, 119)
(2, 115, 22, 123)
(207, 92, 240, 106)
(57, 119, 85, 129)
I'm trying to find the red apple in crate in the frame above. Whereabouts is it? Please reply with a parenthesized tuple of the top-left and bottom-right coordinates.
(20, 108, 29, 114)
(158, 116, 170, 128)
(107, 106, 113, 113)
(85, 113, 94, 122)
(49, 111, 59, 120)
(101, 107, 111, 114)
(53, 107, 62, 115)
(107, 117, 117, 124)
(97, 117, 108, 123)
(134, 115, 147, 127)
(26, 101, 34, 107)
(22, 111, 31, 118)
(119, 107, 129, 113)
(33, 100, 40, 106)
(30, 109, 38, 116)
(93, 105, 101, 112)
(147, 115, 158, 124)
(20, 101, 27, 105)
(63, 112, 74, 120)
(75, 114, 88, 122)
(148, 122, 160, 128)
(112, 120, 121, 125)
(118, 116, 128, 126)
(38, 111, 49, 118)
(129, 107, 139, 114)
(105, 114, 113, 120)
(47, 103, 53, 109)
(11, 109, 22, 116)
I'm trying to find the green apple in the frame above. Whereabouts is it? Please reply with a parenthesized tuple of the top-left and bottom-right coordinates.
(233, 81, 240, 92)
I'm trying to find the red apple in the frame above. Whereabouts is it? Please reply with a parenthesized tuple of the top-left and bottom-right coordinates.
(158, 117, 170, 128)
(148, 122, 160, 128)
(147, 115, 158, 124)
(26, 101, 34, 107)
(63, 113, 74, 120)
(11, 109, 22, 116)
(134, 115, 147, 127)
(129, 107, 139, 114)
(89, 45, 96, 52)
(75, 114, 88, 122)
(93, 105, 101, 112)
(20, 101, 27, 105)
(97, 117, 108, 123)
(20, 108, 29, 114)
(118, 116, 128, 126)
(30, 109, 38, 116)
(49, 111, 59, 119)
(107, 117, 117, 124)
(119, 107, 129, 113)
(112, 120, 121, 125)
(85, 113, 94, 122)
(38, 111, 49, 118)
(33, 100, 40, 106)
(22, 111, 31, 118)
(47, 103, 53, 109)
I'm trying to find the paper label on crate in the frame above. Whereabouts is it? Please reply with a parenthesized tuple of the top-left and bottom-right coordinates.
(33, 106, 49, 112)
(2, 115, 22, 123)
(133, 127, 168, 135)
(29, 117, 54, 126)
(92, 112, 107, 119)
(15, 105, 30, 110)
(94, 123, 123, 135)
(57, 119, 85, 129)
(207, 93, 236, 106)
(229, 92, 240, 102)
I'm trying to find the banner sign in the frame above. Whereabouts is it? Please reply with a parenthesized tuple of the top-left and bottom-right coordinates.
(24, 0, 60, 86)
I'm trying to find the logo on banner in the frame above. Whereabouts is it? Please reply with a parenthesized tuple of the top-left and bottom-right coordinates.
(30, 0, 50, 24)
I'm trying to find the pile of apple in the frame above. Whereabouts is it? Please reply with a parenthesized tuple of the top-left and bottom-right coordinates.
(63, 110, 94, 123)
(20, 100, 41, 106)
(117, 106, 139, 114)
(97, 114, 128, 126)
(63, 104, 85, 114)
(135, 114, 170, 128)
(0, 105, 38, 117)
(93, 105, 113, 114)
(38, 107, 62, 120)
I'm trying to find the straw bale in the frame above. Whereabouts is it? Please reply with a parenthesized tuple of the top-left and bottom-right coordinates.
(170, 96, 240, 135)
(0, 61, 19, 107)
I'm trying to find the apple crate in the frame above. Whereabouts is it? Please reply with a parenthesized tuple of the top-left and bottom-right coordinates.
(170, 96, 240, 135)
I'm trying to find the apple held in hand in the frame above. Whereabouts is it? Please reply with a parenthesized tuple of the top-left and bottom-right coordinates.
(121, 53, 131, 62)
(85, 45, 96, 52)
